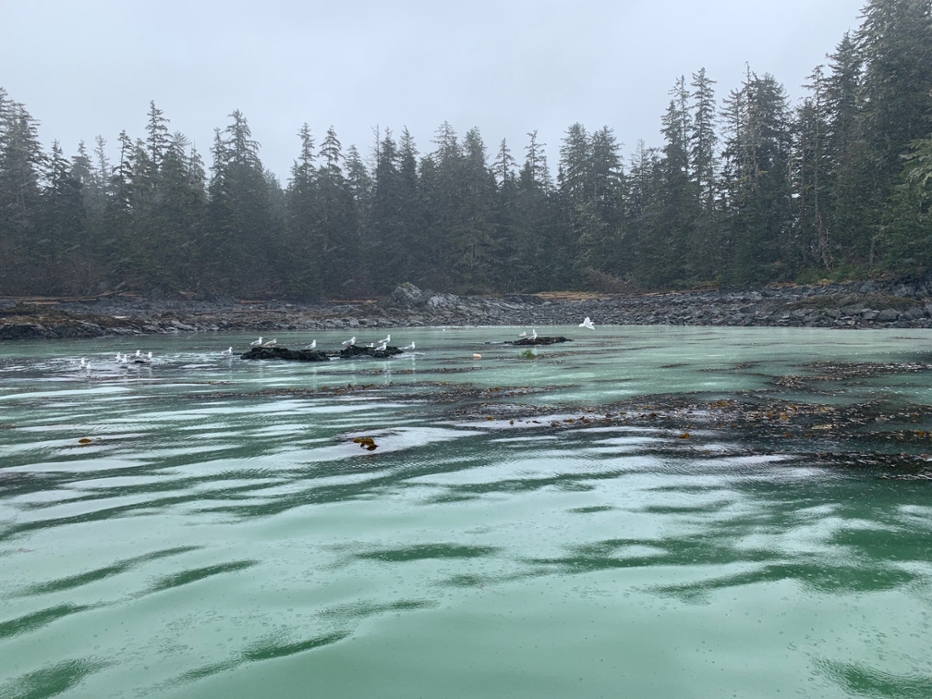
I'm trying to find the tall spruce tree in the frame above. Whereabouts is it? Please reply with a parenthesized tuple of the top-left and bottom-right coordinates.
(624, 141, 663, 285)
(316, 126, 360, 296)
(369, 129, 405, 292)
(395, 127, 428, 286)
(856, 0, 932, 268)
(421, 122, 465, 288)
(793, 66, 833, 271)
(452, 127, 498, 290)
(492, 138, 520, 288)
(507, 131, 552, 290)
(284, 123, 321, 299)
(721, 70, 794, 283)
(821, 32, 867, 268)
(888, 133, 932, 268)
(690, 68, 718, 210)
(688, 68, 721, 279)
(146, 132, 206, 290)
(652, 77, 695, 285)
(207, 110, 277, 295)
(0, 95, 44, 293)
(576, 127, 623, 287)
(37, 140, 86, 292)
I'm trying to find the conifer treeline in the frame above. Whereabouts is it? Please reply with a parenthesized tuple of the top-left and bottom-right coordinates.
(1, 0, 930, 299)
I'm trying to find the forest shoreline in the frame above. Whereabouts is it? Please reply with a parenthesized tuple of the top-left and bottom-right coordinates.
(3, 278, 932, 342)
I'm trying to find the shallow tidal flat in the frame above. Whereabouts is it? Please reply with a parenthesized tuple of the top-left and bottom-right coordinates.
(2, 326, 932, 698)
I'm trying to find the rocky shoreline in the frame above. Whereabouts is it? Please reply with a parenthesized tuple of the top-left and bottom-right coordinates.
(3, 277, 932, 342)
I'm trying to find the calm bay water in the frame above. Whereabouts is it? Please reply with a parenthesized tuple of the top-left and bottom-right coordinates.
(2, 326, 932, 699)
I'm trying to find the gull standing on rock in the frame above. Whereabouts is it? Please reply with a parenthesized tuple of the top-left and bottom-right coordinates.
(529, 329, 537, 341)
(304, 340, 316, 350)
(250, 337, 263, 347)
(579, 317, 595, 330)
(342, 336, 356, 347)
(261, 339, 277, 347)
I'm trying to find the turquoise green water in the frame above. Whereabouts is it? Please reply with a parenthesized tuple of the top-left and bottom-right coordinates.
(2, 326, 932, 699)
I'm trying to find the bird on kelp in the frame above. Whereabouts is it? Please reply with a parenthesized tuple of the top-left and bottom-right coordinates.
(376, 341, 387, 352)
(342, 336, 356, 347)
(579, 317, 595, 330)
(250, 337, 263, 347)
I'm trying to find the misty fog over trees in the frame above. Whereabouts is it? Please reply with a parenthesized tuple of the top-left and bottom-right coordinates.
(1, 0, 931, 299)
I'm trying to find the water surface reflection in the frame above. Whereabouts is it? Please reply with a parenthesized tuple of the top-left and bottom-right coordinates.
(2, 327, 932, 698)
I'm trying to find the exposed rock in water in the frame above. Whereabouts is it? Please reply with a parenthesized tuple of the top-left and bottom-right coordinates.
(340, 344, 403, 359)
(508, 336, 572, 346)
(241, 347, 329, 361)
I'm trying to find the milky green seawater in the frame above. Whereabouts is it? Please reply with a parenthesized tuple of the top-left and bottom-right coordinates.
(2, 326, 932, 699)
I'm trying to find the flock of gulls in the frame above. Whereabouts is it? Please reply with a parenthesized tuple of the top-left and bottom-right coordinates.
(72, 349, 155, 376)
(70, 317, 596, 376)
(113, 350, 153, 365)
(245, 333, 416, 353)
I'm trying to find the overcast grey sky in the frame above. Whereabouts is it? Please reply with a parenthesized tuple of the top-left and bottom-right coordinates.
(1, 0, 865, 180)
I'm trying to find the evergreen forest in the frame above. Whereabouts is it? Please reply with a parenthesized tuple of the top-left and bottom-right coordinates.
(1, 0, 931, 299)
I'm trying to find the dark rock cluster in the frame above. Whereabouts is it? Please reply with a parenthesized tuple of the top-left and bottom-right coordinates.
(339, 344, 403, 359)
(240, 346, 329, 362)
(508, 336, 572, 346)
(238, 343, 404, 361)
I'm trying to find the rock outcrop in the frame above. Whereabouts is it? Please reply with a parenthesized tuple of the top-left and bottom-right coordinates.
(340, 344, 403, 359)
(240, 347, 329, 361)
(508, 336, 572, 346)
